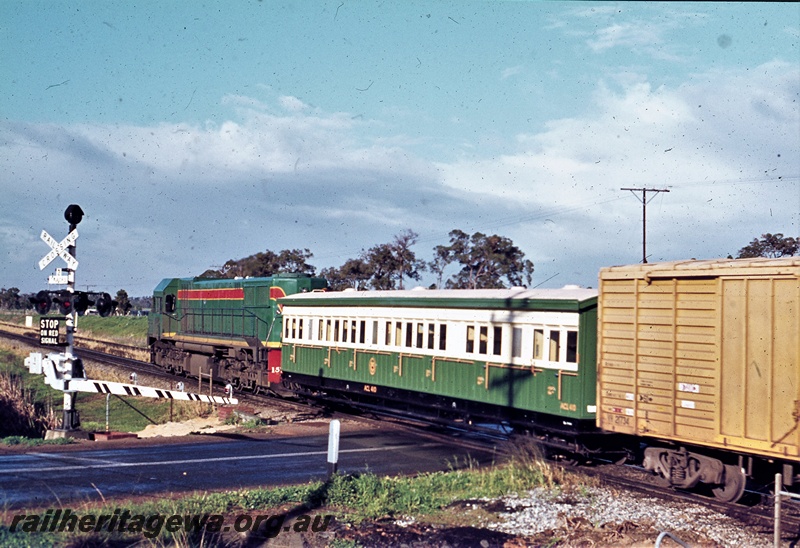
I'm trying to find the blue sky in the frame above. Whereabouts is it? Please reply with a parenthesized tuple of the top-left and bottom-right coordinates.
(2, 1, 798, 296)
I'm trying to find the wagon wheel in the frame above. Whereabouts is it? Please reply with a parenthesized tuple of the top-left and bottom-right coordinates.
(712, 464, 746, 503)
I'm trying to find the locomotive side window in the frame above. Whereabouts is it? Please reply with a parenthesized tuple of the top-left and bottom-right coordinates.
(165, 294, 176, 313)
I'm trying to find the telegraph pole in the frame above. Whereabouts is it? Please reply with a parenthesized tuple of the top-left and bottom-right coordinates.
(621, 187, 670, 263)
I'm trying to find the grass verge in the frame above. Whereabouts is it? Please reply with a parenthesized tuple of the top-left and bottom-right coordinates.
(0, 445, 583, 546)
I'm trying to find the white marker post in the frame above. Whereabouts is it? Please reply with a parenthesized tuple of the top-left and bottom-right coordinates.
(327, 419, 340, 478)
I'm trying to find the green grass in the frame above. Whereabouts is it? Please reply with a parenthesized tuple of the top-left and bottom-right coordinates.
(73, 315, 148, 345)
(0, 349, 62, 407)
(0, 435, 74, 447)
(0, 455, 570, 545)
(74, 392, 210, 433)
(0, 312, 148, 346)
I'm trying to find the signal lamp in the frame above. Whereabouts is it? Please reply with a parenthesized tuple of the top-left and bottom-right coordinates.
(53, 291, 72, 316)
(95, 292, 116, 317)
(31, 290, 52, 315)
(64, 204, 84, 226)
(73, 292, 93, 316)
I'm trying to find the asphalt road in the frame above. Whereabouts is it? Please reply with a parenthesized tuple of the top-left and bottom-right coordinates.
(0, 428, 497, 509)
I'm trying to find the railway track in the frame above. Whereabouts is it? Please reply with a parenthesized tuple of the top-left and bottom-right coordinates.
(0, 324, 503, 451)
(2, 324, 798, 541)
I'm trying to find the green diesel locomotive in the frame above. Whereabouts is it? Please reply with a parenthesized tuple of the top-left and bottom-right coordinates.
(148, 274, 327, 391)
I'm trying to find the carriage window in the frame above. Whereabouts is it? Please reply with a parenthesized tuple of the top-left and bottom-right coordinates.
(492, 326, 502, 356)
(566, 330, 578, 363)
(479, 326, 488, 354)
(385, 322, 392, 346)
(439, 324, 447, 350)
(333, 320, 340, 342)
(512, 327, 522, 358)
(359, 320, 366, 344)
(427, 323, 435, 349)
(405, 322, 413, 347)
(416, 323, 424, 348)
(466, 325, 475, 353)
(326, 319, 333, 341)
(373, 321, 378, 345)
(395, 322, 402, 347)
(318, 319, 324, 341)
(549, 330, 560, 361)
(533, 329, 544, 360)
(284, 319, 289, 338)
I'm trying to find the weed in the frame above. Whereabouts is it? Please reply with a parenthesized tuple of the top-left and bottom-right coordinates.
(0, 435, 74, 447)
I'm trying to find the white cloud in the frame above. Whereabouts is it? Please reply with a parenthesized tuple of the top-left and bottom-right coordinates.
(0, 60, 797, 295)
(501, 65, 524, 80)
(278, 95, 310, 113)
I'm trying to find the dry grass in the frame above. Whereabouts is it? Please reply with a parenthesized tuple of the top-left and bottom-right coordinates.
(0, 371, 58, 438)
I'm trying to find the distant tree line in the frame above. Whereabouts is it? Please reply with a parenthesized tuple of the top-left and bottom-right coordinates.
(2, 231, 795, 310)
(200, 228, 535, 291)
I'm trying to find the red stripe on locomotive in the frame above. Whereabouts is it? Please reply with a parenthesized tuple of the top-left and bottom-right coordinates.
(177, 288, 245, 300)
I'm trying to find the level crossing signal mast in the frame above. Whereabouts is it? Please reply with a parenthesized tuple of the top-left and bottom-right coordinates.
(29, 205, 237, 439)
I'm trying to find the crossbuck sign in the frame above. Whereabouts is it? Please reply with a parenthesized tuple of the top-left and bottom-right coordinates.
(38, 229, 78, 271)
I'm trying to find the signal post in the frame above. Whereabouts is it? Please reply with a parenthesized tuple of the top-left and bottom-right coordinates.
(28, 206, 237, 440)
(35, 205, 86, 436)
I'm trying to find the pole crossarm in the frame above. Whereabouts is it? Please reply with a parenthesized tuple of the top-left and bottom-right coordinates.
(621, 187, 670, 263)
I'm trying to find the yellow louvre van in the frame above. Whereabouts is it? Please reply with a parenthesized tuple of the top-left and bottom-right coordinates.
(597, 257, 800, 501)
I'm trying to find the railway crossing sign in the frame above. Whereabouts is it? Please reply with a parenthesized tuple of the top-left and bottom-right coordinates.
(38, 229, 78, 271)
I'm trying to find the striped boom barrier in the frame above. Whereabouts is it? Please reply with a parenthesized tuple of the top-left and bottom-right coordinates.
(67, 379, 238, 405)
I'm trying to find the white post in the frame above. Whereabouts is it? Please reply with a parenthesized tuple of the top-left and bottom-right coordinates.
(775, 472, 782, 548)
(327, 419, 340, 478)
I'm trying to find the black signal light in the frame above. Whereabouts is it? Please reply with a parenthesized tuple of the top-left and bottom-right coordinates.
(64, 204, 84, 226)
(31, 290, 52, 315)
(73, 292, 93, 316)
(56, 293, 73, 315)
(96, 292, 116, 317)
